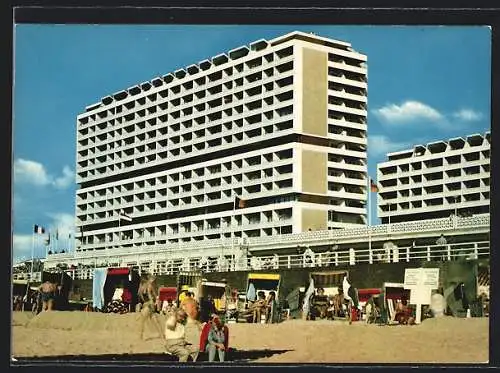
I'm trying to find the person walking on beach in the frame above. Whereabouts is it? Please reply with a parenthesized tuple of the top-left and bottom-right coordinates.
(38, 281, 56, 311)
(137, 274, 163, 340)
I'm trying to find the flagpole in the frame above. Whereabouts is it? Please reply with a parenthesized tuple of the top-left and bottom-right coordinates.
(119, 211, 121, 250)
(31, 228, 35, 280)
(368, 177, 373, 264)
(231, 195, 237, 271)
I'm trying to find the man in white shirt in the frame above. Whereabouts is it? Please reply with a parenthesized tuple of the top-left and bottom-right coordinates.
(164, 309, 198, 362)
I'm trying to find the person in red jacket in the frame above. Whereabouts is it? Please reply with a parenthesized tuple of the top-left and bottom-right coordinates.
(200, 315, 229, 362)
(121, 286, 132, 312)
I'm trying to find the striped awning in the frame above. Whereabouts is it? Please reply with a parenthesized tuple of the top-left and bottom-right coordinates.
(477, 269, 489, 287)
(310, 271, 348, 287)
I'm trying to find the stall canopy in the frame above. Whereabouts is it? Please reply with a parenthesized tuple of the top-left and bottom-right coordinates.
(384, 283, 411, 300)
(107, 267, 129, 276)
(310, 271, 347, 287)
(357, 288, 382, 302)
(159, 287, 177, 302)
(248, 273, 280, 281)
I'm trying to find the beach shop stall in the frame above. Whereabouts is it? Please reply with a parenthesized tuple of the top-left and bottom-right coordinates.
(12, 279, 29, 298)
(357, 288, 383, 323)
(12, 280, 30, 311)
(309, 270, 348, 297)
(383, 282, 411, 322)
(12, 280, 41, 312)
(158, 286, 177, 313)
(298, 270, 349, 320)
(175, 271, 226, 305)
(92, 267, 141, 313)
(159, 286, 178, 303)
(42, 270, 73, 311)
(246, 273, 281, 299)
(176, 271, 229, 320)
(200, 280, 228, 311)
(176, 271, 203, 302)
(241, 272, 281, 323)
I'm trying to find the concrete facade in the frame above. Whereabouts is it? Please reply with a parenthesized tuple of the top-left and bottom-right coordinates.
(72, 31, 369, 271)
(377, 132, 490, 224)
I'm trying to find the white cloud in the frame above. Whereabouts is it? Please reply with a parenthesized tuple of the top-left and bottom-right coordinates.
(54, 166, 74, 189)
(12, 212, 76, 262)
(368, 135, 411, 157)
(13, 159, 52, 186)
(46, 212, 76, 239)
(12, 234, 32, 262)
(373, 100, 445, 124)
(13, 158, 74, 189)
(453, 109, 483, 122)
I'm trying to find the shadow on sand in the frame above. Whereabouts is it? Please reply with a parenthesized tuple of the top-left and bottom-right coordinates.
(13, 348, 292, 364)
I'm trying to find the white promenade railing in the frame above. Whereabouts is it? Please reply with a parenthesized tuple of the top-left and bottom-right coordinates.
(44, 213, 490, 264)
(42, 240, 489, 281)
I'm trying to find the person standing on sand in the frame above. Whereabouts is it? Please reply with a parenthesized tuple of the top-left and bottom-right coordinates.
(38, 281, 56, 311)
(137, 274, 163, 340)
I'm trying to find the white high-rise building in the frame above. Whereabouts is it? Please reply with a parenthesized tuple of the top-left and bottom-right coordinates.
(377, 132, 490, 224)
(74, 31, 368, 256)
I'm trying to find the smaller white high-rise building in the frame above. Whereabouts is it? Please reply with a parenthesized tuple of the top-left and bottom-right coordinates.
(377, 132, 490, 224)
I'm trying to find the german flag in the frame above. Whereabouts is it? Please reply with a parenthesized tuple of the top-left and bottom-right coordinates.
(370, 179, 379, 193)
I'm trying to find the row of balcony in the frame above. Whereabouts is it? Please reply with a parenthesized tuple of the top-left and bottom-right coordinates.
(78, 49, 299, 123)
(77, 176, 295, 215)
(77, 153, 294, 200)
(76, 115, 295, 175)
(379, 143, 490, 170)
(378, 197, 489, 215)
(379, 172, 490, 192)
(76, 124, 296, 184)
(77, 185, 297, 225)
(79, 41, 368, 124)
(77, 159, 294, 203)
(77, 81, 295, 154)
(378, 155, 490, 180)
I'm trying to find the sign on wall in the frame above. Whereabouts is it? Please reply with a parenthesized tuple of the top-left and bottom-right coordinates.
(403, 267, 440, 324)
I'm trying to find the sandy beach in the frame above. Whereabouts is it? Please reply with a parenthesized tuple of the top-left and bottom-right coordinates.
(11, 311, 488, 364)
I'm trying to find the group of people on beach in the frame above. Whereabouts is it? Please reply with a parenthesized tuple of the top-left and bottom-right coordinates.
(13, 280, 65, 314)
(136, 274, 229, 362)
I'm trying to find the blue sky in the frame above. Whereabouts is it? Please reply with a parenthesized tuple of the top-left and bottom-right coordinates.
(12, 25, 491, 263)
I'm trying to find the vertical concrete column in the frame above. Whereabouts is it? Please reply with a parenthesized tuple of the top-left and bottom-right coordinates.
(427, 246, 431, 262)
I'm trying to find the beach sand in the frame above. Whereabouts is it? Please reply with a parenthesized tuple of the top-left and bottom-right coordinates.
(11, 311, 489, 364)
